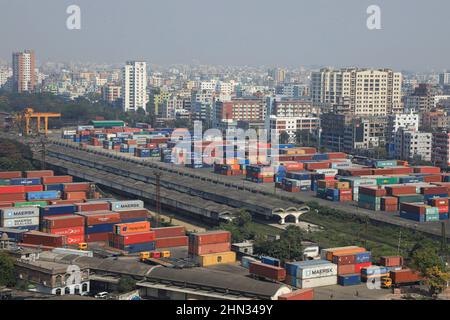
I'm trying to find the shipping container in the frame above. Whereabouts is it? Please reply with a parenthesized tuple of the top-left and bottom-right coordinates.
(189, 230, 231, 245)
(114, 221, 151, 235)
(338, 274, 361, 286)
(0, 171, 22, 179)
(0, 207, 40, 219)
(1, 216, 39, 228)
(24, 170, 54, 178)
(22, 231, 66, 247)
(155, 236, 188, 248)
(249, 261, 286, 281)
(152, 226, 186, 238)
(189, 242, 231, 255)
(75, 202, 110, 212)
(42, 215, 84, 229)
(296, 275, 337, 289)
(380, 256, 403, 267)
(110, 231, 156, 246)
(110, 200, 144, 212)
(278, 289, 314, 300)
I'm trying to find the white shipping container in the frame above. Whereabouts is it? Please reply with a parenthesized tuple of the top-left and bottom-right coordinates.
(315, 169, 338, 176)
(63, 130, 77, 135)
(110, 200, 144, 212)
(52, 248, 94, 257)
(297, 275, 338, 289)
(0, 207, 40, 220)
(1, 217, 39, 228)
(299, 180, 312, 187)
(77, 125, 94, 131)
(295, 263, 337, 279)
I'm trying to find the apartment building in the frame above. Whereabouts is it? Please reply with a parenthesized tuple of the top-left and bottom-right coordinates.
(432, 131, 450, 168)
(404, 84, 436, 114)
(12, 50, 36, 93)
(393, 129, 432, 162)
(311, 68, 402, 116)
(101, 84, 121, 104)
(268, 115, 320, 143)
(122, 61, 148, 112)
(343, 116, 387, 152)
(215, 98, 266, 125)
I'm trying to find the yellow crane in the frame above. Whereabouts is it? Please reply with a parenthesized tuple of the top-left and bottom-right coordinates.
(16, 108, 61, 136)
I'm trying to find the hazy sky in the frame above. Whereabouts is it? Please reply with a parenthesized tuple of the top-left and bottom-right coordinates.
(0, 0, 449, 71)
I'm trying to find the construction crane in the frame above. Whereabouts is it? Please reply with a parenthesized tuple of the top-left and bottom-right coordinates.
(16, 108, 61, 136)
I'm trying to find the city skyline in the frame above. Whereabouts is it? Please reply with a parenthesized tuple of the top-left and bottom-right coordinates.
(1, 0, 450, 71)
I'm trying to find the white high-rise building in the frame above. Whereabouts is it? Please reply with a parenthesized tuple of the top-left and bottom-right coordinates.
(311, 68, 403, 116)
(122, 61, 148, 112)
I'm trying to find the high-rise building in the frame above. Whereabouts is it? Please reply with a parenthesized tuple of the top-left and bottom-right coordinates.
(122, 61, 148, 112)
(393, 129, 432, 162)
(311, 68, 402, 116)
(439, 72, 450, 86)
(404, 84, 436, 114)
(432, 131, 450, 168)
(12, 50, 36, 93)
(101, 84, 122, 105)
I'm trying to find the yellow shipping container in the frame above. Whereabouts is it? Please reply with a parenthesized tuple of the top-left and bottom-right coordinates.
(199, 251, 236, 267)
(326, 247, 366, 261)
(333, 181, 350, 190)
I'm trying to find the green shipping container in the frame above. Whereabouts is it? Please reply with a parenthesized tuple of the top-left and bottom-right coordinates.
(358, 193, 381, 205)
(14, 201, 48, 207)
(374, 160, 398, 168)
(91, 120, 125, 128)
(376, 177, 399, 185)
(0, 179, 10, 185)
(425, 213, 440, 222)
(395, 194, 424, 204)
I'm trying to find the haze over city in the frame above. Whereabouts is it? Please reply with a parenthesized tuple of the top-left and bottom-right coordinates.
(1, 0, 450, 71)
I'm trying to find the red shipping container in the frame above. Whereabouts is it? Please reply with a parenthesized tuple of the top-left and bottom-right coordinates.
(421, 186, 448, 195)
(63, 183, 91, 192)
(25, 170, 54, 178)
(431, 198, 449, 207)
(118, 209, 148, 221)
(337, 264, 356, 275)
(413, 166, 441, 174)
(77, 211, 121, 225)
(64, 192, 86, 200)
(372, 168, 394, 175)
(46, 226, 84, 237)
(437, 206, 448, 214)
(42, 215, 84, 229)
(155, 236, 189, 248)
(42, 176, 73, 184)
(50, 199, 81, 205)
(359, 186, 386, 197)
(190, 231, 231, 245)
(354, 262, 372, 273)
(0, 201, 13, 208)
(76, 202, 110, 212)
(278, 289, 314, 300)
(305, 162, 330, 170)
(381, 204, 398, 212)
(86, 232, 110, 242)
(326, 152, 348, 160)
(381, 197, 398, 206)
(0, 193, 26, 201)
(391, 167, 414, 175)
(390, 269, 422, 284)
(23, 185, 44, 192)
(0, 186, 25, 194)
(422, 175, 443, 183)
(152, 226, 186, 239)
(385, 186, 417, 196)
(22, 231, 66, 247)
(380, 256, 403, 267)
(0, 171, 22, 179)
(249, 262, 286, 281)
(189, 242, 230, 255)
(111, 231, 156, 246)
(332, 254, 356, 265)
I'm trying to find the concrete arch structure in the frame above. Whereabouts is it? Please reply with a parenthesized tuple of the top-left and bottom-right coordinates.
(272, 206, 310, 225)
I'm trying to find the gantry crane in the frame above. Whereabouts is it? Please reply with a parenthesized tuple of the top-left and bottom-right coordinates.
(16, 108, 61, 136)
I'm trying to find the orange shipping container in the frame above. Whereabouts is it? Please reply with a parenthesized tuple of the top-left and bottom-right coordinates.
(0, 193, 26, 201)
(278, 289, 314, 300)
(64, 192, 86, 200)
(114, 221, 151, 235)
(189, 242, 231, 255)
(190, 231, 231, 245)
(0, 171, 22, 179)
(326, 247, 366, 261)
(42, 176, 73, 184)
(25, 170, 54, 178)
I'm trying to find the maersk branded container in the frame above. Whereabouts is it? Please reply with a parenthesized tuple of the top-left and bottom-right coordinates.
(0, 207, 40, 219)
(1, 216, 40, 228)
(27, 191, 59, 201)
(338, 274, 361, 286)
(296, 275, 337, 289)
(286, 260, 337, 279)
(110, 200, 144, 212)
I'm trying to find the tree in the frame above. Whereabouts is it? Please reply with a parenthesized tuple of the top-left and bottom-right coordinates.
(409, 243, 444, 274)
(218, 210, 253, 243)
(423, 266, 450, 295)
(117, 276, 136, 293)
(254, 225, 304, 261)
(0, 252, 16, 287)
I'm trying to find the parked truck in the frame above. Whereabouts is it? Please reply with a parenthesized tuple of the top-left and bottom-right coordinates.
(381, 269, 423, 288)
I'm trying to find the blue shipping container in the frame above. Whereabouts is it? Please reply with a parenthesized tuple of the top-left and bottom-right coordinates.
(45, 184, 65, 191)
(27, 191, 59, 201)
(355, 252, 372, 264)
(122, 242, 156, 253)
(10, 178, 42, 186)
(261, 256, 281, 267)
(338, 274, 361, 286)
(85, 223, 116, 234)
(40, 205, 76, 216)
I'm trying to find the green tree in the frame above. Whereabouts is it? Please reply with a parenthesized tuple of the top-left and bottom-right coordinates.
(254, 225, 304, 261)
(423, 266, 450, 295)
(409, 243, 444, 274)
(0, 252, 16, 287)
(117, 276, 136, 293)
(218, 210, 253, 243)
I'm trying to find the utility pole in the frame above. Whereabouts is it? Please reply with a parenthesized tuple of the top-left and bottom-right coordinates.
(154, 171, 161, 228)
